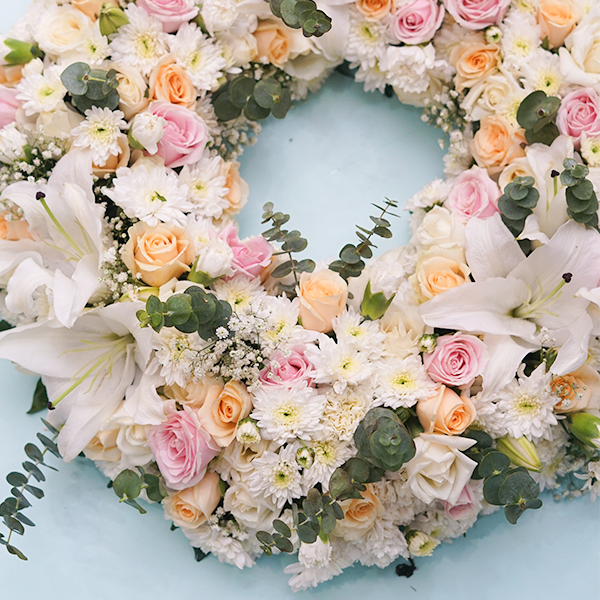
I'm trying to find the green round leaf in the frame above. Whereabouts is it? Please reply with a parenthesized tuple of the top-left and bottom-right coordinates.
(271, 87, 292, 119)
(498, 469, 540, 505)
(244, 96, 271, 121)
(112, 469, 142, 500)
(60, 62, 91, 96)
(478, 450, 510, 478)
(273, 519, 292, 538)
(281, 0, 300, 26)
(230, 76, 256, 109)
(213, 91, 242, 122)
(253, 79, 282, 109)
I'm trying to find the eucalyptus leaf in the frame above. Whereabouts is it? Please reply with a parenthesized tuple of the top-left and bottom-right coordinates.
(24, 485, 44, 500)
(6, 472, 27, 487)
(253, 79, 281, 109)
(112, 469, 142, 500)
(6, 544, 27, 560)
(22, 462, 45, 483)
(24, 444, 43, 463)
(273, 519, 291, 538)
(36, 433, 60, 458)
(3, 516, 24, 535)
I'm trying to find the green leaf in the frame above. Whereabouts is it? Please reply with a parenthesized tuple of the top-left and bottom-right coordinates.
(244, 96, 271, 121)
(4, 516, 24, 535)
(24, 485, 44, 500)
(6, 544, 27, 560)
(24, 443, 43, 463)
(122, 497, 147, 514)
(22, 462, 45, 483)
(343, 457, 370, 483)
(0, 498, 18, 517)
(142, 474, 168, 502)
(6, 472, 27, 487)
(27, 380, 48, 414)
(256, 530, 273, 546)
(483, 473, 504, 505)
(271, 260, 294, 278)
(270, 0, 284, 17)
(165, 295, 193, 326)
(497, 469, 539, 505)
(15, 512, 35, 528)
(504, 503, 524, 525)
(41, 419, 60, 436)
(478, 450, 510, 478)
(60, 62, 91, 95)
(193, 547, 209, 561)
(570, 179, 594, 201)
(253, 79, 282, 109)
(213, 91, 242, 122)
(273, 535, 294, 553)
(516, 91, 559, 130)
(0, 320, 12, 332)
(271, 87, 292, 119)
(340, 244, 361, 264)
(297, 522, 318, 544)
(112, 469, 142, 500)
(296, 258, 315, 273)
(230, 76, 256, 109)
(273, 519, 292, 538)
(36, 433, 60, 458)
(498, 196, 532, 221)
(373, 226, 392, 238)
(10, 488, 31, 509)
(280, 0, 300, 26)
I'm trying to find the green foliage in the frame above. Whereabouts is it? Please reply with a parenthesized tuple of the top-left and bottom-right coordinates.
(261, 202, 315, 296)
(270, 0, 332, 37)
(2, 38, 43, 65)
(498, 176, 540, 237)
(27, 379, 49, 415)
(212, 73, 292, 122)
(60, 62, 120, 115)
(136, 286, 232, 341)
(98, 4, 129, 36)
(0, 320, 12, 332)
(111, 466, 168, 515)
(329, 199, 398, 281)
(516, 90, 560, 146)
(1, 421, 60, 560)
(360, 280, 395, 321)
(560, 158, 599, 228)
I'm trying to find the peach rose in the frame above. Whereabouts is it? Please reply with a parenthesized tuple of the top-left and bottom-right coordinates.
(72, 0, 118, 20)
(253, 18, 309, 67)
(111, 62, 150, 120)
(121, 221, 196, 287)
(537, 0, 581, 49)
(333, 486, 383, 541)
(451, 38, 500, 92)
(92, 134, 130, 177)
(551, 365, 600, 414)
(163, 376, 223, 410)
(412, 248, 470, 301)
(0, 65, 23, 87)
(416, 385, 477, 435)
(149, 55, 196, 108)
(356, 0, 392, 20)
(470, 115, 526, 175)
(197, 380, 252, 447)
(0, 213, 33, 241)
(221, 161, 249, 217)
(298, 269, 348, 333)
(162, 471, 221, 529)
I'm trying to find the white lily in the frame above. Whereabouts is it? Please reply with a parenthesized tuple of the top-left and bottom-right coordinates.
(419, 215, 600, 393)
(0, 301, 152, 461)
(0, 149, 106, 327)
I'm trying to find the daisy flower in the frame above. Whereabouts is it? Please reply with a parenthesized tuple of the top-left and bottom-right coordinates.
(72, 107, 127, 167)
(212, 277, 268, 314)
(332, 308, 386, 358)
(251, 383, 324, 444)
(152, 328, 205, 387)
(345, 8, 391, 68)
(76, 23, 110, 65)
(16, 65, 65, 116)
(179, 154, 229, 219)
(520, 49, 565, 97)
(302, 440, 354, 490)
(104, 163, 192, 226)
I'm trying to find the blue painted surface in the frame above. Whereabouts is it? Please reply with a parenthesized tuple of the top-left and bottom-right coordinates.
(0, 3, 598, 598)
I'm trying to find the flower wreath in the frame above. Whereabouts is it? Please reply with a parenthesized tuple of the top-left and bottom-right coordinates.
(0, 0, 599, 592)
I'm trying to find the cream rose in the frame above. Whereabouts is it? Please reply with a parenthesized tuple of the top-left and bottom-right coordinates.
(451, 36, 500, 93)
(411, 205, 466, 248)
(333, 486, 383, 541)
(461, 72, 521, 122)
(380, 298, 426, 358)
(498, 157, 536, 192)
(223, 480, 277, 530)
(121, 221, 196, 287)
(356, 0, 392, 21)
(221, 161, 249, 217)
(197, 380, 252, 447)
(162, 471, 221, 529)
(537, 0, 581, 49)
(411, 247, 470, 301)
(149, 55, 196, 108)
(111, 63, 150, 120)
(298, 269, 348, 333)
(83, 428, 120, 462)
(470, 115, 526, 175)
(405, 433, 477, 505)
(72, 0, 118, 20)
(416, 385, 477, 435)
(36, 6, 92, 56)
(253, 18, 310, 67)
(551, 365, 600, 413)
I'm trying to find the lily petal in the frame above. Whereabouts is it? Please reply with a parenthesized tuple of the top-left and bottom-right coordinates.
(551, 311, 594, 376)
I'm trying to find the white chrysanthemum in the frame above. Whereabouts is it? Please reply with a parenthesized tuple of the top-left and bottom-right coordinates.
(321, 386, 372, 441)
(500, 10, 541, 69)
(261, 296, 317, 351)
(373, 355, 438, 409)
(496, 364, 558, 441)
(407, 531, 440, 557)
(109, 4, 169, 76)
(247, 445, 304, 508)
(470, 391, 507, 439)
(0, 124, 27, 164)
(354, 61, 388, 93)
(533, 425, 569, 491)
(581, 134, 600, 167)
(71, 107, 127, 166)
(16, 66, 66, 116)
(179, 154, 229, 219)
(332, 308, 386, 359)
(346, 8, 390, 68)
(251, 383, 325, 444)
(303, 440, 354, 489)
(185, 216, 234, 277)
(169, 23, 227, 92)
(195, 94, 221, 138)
(213, 276, 268, 313)
(152, 328, 205, 387)
(381, 44, 438, 94)
(354, 517, 409, 568)
(76, 23, 110, 65)
(305, 336, 373, 394)
(520, 49, 565, 97)
(201, 0, 239, 36)
(405, 178, 451, 212)
(105, 164, 192, 226)
(298, 538, 332, 569)
(371, 471, 427, 526)
(578, 460, 600, 501)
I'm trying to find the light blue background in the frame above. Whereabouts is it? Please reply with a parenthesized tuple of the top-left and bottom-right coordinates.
(0, 3, 599, 598)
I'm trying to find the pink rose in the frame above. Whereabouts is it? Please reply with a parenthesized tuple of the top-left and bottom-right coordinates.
(442, 483, 477, 519)
(442, 0, 510, 30)
(391, 0, 445, 45)
(0, 86, 20, 129)
(137, 0, 199, 32)
(148, 408, 219, 490)
(259, 347, 315, 387)
(445, 167, 500, 223)
(219, 223, 273, 279)
(149, 101, 208, 168)
(423, 333, 488, 388)
(557, 88, 600, 150)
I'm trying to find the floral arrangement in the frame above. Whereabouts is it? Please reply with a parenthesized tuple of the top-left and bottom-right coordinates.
(0, 0, 599, 592)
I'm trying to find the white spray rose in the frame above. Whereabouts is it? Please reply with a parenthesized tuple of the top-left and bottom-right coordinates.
(130, 112, 167, 155)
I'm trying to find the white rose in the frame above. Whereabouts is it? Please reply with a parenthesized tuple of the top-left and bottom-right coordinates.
(216, 31, 258, 70)
(380, 295, 427, 358)
(559, 4, 600, 90)
(116, 422, 153, 468)
(36, 6, 92, 56)
(110, 62, 150, 120)
(194, 238, 234, 279)
(218, 439, 278, 481)
(461, 71, 522, 122)
(130, 112, 166, 155)
(405, 433, 477, 505)
(411, 205, 466, 250)
(223, 480, 276, 530)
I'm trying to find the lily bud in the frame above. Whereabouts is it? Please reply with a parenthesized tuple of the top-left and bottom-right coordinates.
(99, 4, 129, 37)
(296, 445, 315, 469)
(3, 39, 42, 65)
(418, 333, 437, 354)
(496, 435, 542, 472)
(569, 412, 600, 448)
(236, 418, 261, 445)
(360, 281, 394, 321)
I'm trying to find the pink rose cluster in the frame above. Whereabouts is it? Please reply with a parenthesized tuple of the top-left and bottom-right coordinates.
(0, 87, 19, 129)
(391, 0, 445, 45)
(137, 0, 199, 32)
(446, 167, 500, 223)
(220, 224, 273, 278)
(149, 101, 208, 168)
(148, 408, 219, 490)
(442, 0, 510, 29)
(557, 88, 600, 150)
(423, 333, 489, 388)
(259, 347, 315, 387)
